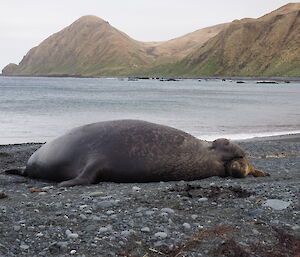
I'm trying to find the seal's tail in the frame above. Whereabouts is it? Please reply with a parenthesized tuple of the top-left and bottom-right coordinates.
(2, 167, 27, 176)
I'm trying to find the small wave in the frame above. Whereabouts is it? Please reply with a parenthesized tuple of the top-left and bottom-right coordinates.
(196, 130, 300, 141)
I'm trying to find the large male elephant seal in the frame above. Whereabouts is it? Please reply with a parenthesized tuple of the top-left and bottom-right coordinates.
(6, 120, 269, 187)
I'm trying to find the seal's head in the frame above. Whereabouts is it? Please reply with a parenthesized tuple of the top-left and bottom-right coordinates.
(226, 158, 270, 178)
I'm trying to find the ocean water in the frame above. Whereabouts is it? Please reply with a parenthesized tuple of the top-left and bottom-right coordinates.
(0, 76, 299, 144)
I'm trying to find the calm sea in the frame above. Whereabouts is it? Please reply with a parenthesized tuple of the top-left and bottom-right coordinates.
(0, 76, 299, 144)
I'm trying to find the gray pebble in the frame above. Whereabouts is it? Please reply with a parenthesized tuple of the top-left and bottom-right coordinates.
(27, 226, 35, 231)
(271, 219, 280, 225)
(248, 209, 263, 216)
(183, 223, 191, 230)
(120, 229, 135, 237)
(99, 227, 109, 233)
(137, 207, 147, 212)
(20, 244, 29, 250)
(89, 191, 103, 197)
(161, 208, 175, 214)
(154, 232, 168, 239)
(84, 225, 96, 232)
(13, 225, 21, 231)
(96, 200, 117, 208)
(145, 211, 155, 215)
(160, 212, 168, 217)
(141, 227, 150, 232)
(79, 214, 87, 220)
(48, 242, 68, 254)
(191, 214, 198, 220)
(132, 186, 141, 191)
(66, 229, 79, 239)
(262, 199, 291, 210)
(91, 215, 101, 221)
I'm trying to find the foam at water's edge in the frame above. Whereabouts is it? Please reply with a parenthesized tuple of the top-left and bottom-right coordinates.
(1, 130, 300, 145)
(196, 130, 300, 141)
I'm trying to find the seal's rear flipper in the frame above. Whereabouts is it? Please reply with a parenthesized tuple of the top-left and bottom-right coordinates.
(3, 167, 27, 176)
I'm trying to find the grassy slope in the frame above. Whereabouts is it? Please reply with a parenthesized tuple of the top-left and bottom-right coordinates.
(169, 3, 300, 77)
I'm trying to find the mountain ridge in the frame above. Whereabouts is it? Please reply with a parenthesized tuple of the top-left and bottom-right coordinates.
(3, 3, 300, 77)
(3, 15, 227, 77)
(166, 2, 300, 77)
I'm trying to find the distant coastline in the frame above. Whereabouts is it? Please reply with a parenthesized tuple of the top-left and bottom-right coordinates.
(1, 74, 300, 82)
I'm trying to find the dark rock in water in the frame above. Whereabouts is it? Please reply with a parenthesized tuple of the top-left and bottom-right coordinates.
(236, 81, 245, 83)
(160, 78, 179, 81)
(128, 77, 138, 81)
(256, 81, 278, 84)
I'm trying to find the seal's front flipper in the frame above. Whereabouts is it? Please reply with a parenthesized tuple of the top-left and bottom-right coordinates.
(58, 160, 107, 187)
(58, 177, 91, 187)
(3, 167, 27, 176)
(251, 169, 270, 177)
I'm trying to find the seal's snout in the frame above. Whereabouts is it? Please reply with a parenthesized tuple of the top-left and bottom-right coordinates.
(226, 158, 249, 178)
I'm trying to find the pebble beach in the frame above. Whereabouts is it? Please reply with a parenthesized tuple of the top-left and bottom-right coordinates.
(0, 134, 299, 256)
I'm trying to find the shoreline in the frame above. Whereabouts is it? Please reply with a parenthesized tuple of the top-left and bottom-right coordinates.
(1, 132, 300, 147)
(235, 132, 300, 143)
(1, 74, 300, 82)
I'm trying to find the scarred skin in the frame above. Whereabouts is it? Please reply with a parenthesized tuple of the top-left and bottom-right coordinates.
(5, 120, 269, 187)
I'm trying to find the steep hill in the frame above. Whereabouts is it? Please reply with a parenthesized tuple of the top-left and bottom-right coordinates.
(171, 3, 300, 77)
(4, 16, 156, 76)
(2, 16, 226, 76)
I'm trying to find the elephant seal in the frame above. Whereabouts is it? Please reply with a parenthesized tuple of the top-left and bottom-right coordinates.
(6, 120, 269, 187)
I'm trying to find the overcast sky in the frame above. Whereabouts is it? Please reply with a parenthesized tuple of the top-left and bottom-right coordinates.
(0, 0, 296, 70)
